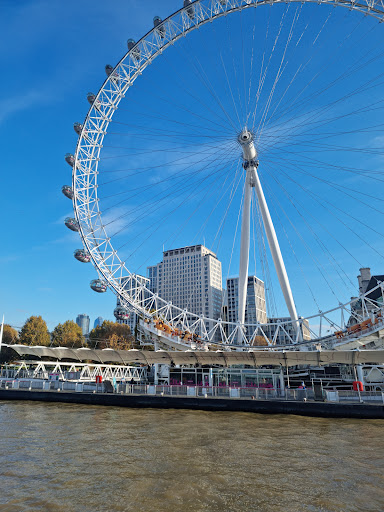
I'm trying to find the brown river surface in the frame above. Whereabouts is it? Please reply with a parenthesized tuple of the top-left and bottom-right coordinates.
(0, 402, 383, 512)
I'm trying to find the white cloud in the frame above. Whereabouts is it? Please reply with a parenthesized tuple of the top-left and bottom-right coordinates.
(0, 89, 53, 125)
(372, 135, 384, 147)
(102, 205, 134, 236)
(0, 254, 19, 264)
(37, 287, 53, 293)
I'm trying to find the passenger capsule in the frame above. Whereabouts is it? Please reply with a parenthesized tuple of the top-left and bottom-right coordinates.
(74, 249, 91, 263)
(87, 92, 97, 105)
(153, 16, 165, 38)
(62, 185, 74, 200)
(65, 217, 79, 232)
(87, 92, 96, 104)
(87, 92, 101, 109)
(105, 64, 114, 76)
(90, 279, 108, 293)
(127, 39, 141, 61)
(65, 153, 75, 167)
(114, 306, 130, 321)
(73, 122, 82, 135)
(105, 64, 119, 83)
(183, 0, 195, 19)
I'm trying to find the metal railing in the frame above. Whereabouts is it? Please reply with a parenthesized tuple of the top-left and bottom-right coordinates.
(337, 390, 384, 403)
(1, 379, 384, 404)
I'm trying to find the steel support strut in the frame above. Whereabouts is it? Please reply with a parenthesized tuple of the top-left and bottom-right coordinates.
(238, 174, 253, 327)
(238, 129, 301, 340)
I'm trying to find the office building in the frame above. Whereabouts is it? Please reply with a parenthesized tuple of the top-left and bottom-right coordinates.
(76, 314, 90, 336)
(147, 244, 223, 331)
(94, 317, 104, 329)
(226, 276, 267, 327)
(264, 317, 311, 344)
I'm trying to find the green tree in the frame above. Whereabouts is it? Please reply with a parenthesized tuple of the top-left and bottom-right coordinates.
(88, 320, 135, 350)
(19, 316, 51, 346)
(1, 324, 19, 345)
(52, 320, 84, 348)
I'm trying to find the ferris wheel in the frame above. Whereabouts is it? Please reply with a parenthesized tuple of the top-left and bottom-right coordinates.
(63, 0, 384, 351)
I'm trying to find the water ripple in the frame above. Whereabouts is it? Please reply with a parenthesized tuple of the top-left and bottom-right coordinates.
(0, 402, 383, 512)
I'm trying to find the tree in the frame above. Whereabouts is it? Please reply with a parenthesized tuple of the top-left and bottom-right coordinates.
(1, 324, 19, 345)
(19, 316, 51, 346)
(52, 320, 84, 348)
(88, 320, 134, 350)
(251, 335, 270, 347)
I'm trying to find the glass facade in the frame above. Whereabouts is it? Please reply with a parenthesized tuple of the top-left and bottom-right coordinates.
(76, 314, 90, 336)
(226, 275, 267, 329)
(169, 367, 281, 388)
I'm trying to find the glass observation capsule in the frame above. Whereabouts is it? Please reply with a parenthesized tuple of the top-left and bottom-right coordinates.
(74, 122, 82, 135)
(114, 306, 130, 321)
(90, 279, 108, 293)
(105, 64, 113, 76)
(183, 0, 194, 18)
(65, 217, 79, 232)
(65, 153, 75, 167)
(87, 92, 97, 105)
(62, 185, 74, 200)
(153, 16, 165, 38)
(74, 249, 91, 263)
(127, 39, 140, 61)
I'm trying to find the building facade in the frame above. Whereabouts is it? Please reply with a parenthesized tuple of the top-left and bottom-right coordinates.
(264, 317, 311, 345)
(76, 314, 90, 336)
(349, 268, 384, 324)
(93, 317, 104, 329)
(225, 276, 267, 330)
(358, 267, 373, 296)
(147, 244, 223, 329)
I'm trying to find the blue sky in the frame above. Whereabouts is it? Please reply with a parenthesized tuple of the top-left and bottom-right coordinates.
(0, 0, 177, 330)
(1, 0, 384, 331)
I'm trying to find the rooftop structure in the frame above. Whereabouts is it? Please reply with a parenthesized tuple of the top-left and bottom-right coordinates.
(350, 268, 384, 325)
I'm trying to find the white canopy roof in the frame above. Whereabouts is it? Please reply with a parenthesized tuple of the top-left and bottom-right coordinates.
(4, 344, 384, 367)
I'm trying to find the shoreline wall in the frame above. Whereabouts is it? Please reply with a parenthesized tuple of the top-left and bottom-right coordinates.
(0, 389, 383, 419)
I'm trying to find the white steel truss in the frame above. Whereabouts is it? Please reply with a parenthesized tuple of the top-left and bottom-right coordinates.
(9, 361, 146, 382)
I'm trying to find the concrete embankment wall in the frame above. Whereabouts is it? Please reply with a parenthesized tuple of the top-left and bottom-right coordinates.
(0, 389, 383, 419)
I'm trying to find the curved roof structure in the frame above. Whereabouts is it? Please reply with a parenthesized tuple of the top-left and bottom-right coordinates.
(4, 345, 384, 367)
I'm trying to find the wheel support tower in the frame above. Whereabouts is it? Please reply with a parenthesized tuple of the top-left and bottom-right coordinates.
(238, 130, 301, 339)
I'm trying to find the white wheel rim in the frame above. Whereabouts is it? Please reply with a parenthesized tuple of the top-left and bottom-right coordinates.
(71, 0, 384, 348)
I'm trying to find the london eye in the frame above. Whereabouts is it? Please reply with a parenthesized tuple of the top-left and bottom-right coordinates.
(63, 0, 384, 350)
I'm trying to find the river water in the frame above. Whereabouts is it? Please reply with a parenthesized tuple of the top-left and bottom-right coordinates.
(0, 402, 383, 512)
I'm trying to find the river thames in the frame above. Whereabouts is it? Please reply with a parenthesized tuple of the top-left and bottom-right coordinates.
(0, 402, 383, 512)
